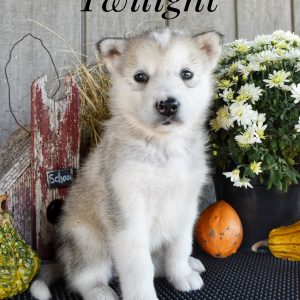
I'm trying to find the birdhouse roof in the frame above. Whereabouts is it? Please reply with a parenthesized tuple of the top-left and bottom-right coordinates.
(0, 127, 31, 194)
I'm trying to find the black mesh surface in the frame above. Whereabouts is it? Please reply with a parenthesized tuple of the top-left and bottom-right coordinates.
(12, 248, 300, 300)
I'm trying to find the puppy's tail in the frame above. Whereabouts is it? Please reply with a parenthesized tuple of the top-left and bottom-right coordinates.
(30, 263, 63, 300)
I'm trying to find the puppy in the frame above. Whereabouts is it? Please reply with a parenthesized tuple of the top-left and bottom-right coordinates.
(30, 28, 222, 300)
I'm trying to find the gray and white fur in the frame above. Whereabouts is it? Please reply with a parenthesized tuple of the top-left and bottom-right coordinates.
(30, 28, 222, 300)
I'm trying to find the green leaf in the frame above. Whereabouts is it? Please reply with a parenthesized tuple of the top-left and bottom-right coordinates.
(267, 170, 273, 190)
(287, 157, 295, 166)
(274, 179, 283, 191)
(272, 171, 281, 187)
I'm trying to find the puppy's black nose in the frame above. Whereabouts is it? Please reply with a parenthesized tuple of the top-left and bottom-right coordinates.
(156, 97, 179, 117)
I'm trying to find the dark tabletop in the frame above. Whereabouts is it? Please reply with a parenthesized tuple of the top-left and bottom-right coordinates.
(11, 246, 300, 300)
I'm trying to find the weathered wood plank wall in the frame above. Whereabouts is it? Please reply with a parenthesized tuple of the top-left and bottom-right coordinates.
(0, 0, 81, 145)
(1, 0, 299, 145)
(237, 1, 292, 39)
(294, 0, 300, 35)
(85, 1, 165, 59)
(168, 0, 236, 42)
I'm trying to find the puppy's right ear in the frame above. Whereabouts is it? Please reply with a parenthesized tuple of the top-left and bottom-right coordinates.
(192, 31, 223, 70)
(97, 38, 127, 72)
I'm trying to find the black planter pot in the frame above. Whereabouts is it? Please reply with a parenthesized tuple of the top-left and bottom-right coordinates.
(214, 173, 300, 249)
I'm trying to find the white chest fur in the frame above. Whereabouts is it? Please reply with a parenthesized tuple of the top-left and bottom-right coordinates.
(111, 142, 204, 250)
(149, 157, 201, 249)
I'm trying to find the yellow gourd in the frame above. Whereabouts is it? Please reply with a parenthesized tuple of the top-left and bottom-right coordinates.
(252, 220, 300, 261)
(0, 195, 40, 299)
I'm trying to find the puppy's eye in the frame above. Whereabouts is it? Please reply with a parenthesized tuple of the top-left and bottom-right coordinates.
(134, 72, 149, 83)
(181, 69, 194, 80)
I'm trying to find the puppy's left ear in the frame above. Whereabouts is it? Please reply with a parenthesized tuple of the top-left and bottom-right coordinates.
(97, 37, 127, 73)
(193, 31, 223, 70)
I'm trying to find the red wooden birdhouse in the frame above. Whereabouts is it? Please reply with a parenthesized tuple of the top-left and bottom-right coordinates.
(0, 74, 80, 260)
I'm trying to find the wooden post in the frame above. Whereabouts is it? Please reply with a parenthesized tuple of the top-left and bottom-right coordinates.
(31, 75, 80, 259)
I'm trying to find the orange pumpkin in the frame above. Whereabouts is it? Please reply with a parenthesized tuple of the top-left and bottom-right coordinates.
(195, 200, 243, 258)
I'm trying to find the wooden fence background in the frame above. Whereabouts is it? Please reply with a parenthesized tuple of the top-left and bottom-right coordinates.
(1, 0, 300, 145)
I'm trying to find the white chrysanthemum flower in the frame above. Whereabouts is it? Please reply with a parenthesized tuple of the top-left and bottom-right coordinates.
(257, 113, 266, 123)
(274, 40, 289, 50)
(216, 106, 230, 119)
(286, 31, 299, 41)
(285, 48, 300, 60)
(254, 34, 272, 47)
(227, 62, 239, 75)
(235, 89, 251, 103)
(238, 83, 263, 104)
(272, 30, 294, 41)
(253, 121, 267, 140)
(217, 79, 234, 90)
(272, 30, 285, 37)
(264, 70, 291, 88)
(247, 59, 260, 72)
(245, 54, 255, 62)
(235, 128, 261, 147)
(210, 118, 221, 132)
(256, 50, 280, 63)
(295, 117, 300, 133)
(233, 41, 251, 54)
(237, 63, 251, 77)
(233, 177, 253, 189)
(281, 85, 292, 92)
(216, 68, 227, 78)
(274, 48, 287, 57)
(219, 88, 234, 102)
(250, 161, 262, 175)
(215, 106, 234, 130)
(230, 102, 257, 127)
(273, 30, 300, 44)
(291, 84, 300, 104)
(259, 64, 267, 72)
(246, 54, 261, 71)
(223, 169, 240, 182)
(222, 45, 236, 58)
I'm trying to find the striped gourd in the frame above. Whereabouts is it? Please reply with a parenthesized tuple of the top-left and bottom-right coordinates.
(252, 220, 300, 261)
(0, 195, 40, 299)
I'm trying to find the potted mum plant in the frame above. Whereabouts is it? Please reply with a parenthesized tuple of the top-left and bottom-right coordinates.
(210, 31, 300, 248)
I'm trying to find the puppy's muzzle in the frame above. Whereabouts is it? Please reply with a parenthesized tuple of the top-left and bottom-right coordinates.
(155, 97, 180, 117)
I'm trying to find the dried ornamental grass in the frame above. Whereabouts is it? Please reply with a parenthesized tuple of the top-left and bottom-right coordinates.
(73, 59, 111, 149)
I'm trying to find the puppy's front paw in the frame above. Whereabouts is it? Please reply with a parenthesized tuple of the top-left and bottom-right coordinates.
(171, 270, 204, 292)
(189, 256, 206, 273)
